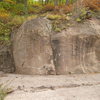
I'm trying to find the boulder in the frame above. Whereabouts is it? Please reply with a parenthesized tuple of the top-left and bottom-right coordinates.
(52, 19, 100, 74)
(13, 18, 100, 75)
(13, 18, 55, 75)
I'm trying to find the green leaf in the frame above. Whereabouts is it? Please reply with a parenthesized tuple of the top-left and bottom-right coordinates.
(76, 18, 81, 22)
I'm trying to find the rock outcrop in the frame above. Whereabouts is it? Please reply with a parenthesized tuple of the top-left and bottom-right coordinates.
(52, 19, 100, 74)
(0, 18, 99, 75)
(13, 18, 55, 75)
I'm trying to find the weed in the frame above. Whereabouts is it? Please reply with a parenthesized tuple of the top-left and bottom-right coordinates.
(0, 81, 14, 100)
(83, 0, 100, 11)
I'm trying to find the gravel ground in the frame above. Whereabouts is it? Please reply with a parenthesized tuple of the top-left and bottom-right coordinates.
(0, 73, 100, 100)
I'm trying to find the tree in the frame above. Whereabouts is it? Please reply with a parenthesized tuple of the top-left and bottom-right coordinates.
(54, 0, 58, 6)
(66, 0, 69, 5)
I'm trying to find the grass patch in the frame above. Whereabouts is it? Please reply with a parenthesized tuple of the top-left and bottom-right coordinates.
(0, 83, 14, 100)
(0, 84, 8, 100)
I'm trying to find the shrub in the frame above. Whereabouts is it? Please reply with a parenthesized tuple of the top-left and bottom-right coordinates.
(0, 21, 11, 41)
(0, 8, 11, 22)
(10, 16, 26, 27)
(27, 15, 37, 21)
(83, 0, 100, 11)
(28, 6, 42, 14)
(12, 3, 26, 15)
(47, 14, 62, 20)
(31, 3, 42, 8)
(0, 1, 14, 12)
(3, 0, 16, 4)
(76, 8, 92, 22)
(61, 4, 74, 13)
(49, 4, 73, 15)
(43, 4, 55, 12)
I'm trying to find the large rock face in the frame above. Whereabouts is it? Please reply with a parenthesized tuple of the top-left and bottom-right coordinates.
(52, 19, 100, 74)
(13, 18, 100, 75)
(13, 18, 55, 75)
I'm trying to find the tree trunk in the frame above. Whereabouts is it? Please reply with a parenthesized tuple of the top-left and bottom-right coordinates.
(66, 0, 69, 5)
(54, 0, 58, 6)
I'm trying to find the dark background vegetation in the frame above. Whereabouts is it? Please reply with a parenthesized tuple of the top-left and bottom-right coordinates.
(0, 0, 99, 42)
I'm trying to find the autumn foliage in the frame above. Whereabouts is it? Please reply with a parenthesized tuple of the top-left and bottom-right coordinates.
(83, 0, 100, 11)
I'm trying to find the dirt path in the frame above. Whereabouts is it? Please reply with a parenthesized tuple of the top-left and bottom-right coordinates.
(0, 73, 100, 100)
